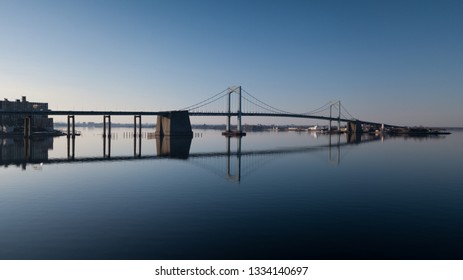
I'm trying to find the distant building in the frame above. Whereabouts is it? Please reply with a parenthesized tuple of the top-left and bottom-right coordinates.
(0, 96, 53, 133)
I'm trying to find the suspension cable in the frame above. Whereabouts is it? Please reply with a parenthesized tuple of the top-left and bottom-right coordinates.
(241, 96, 288, 114)
(302, 100, 337, 115)
(340, 103, 357, 120)
(241, 88, 295, 115)
(181, 88, 229, 111)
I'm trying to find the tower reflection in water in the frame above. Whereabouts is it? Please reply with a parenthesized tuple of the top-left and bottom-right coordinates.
(226, 136, 241, 182)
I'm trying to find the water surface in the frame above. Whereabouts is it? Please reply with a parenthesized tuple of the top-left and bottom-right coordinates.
(1, 128, 462, 259)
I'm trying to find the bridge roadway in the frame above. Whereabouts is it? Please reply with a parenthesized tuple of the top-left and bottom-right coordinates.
(190, 112, 402, 128)
(0, 110, 403, 128)
(0, 110, 165, 116)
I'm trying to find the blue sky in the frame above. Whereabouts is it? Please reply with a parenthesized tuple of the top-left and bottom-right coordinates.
(1, 0, 462, 126)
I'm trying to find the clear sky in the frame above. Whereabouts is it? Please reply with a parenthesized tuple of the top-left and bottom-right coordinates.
(1, 0, 462, 126)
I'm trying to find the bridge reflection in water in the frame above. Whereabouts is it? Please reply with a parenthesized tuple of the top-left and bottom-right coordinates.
(0, 133, 388, 182)
(1, 132, 392, 181)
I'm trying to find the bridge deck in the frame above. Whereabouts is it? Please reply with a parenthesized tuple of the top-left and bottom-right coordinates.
(0, 110, 403, 128)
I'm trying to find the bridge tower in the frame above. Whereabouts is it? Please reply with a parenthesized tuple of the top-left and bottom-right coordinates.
(329, 101, 341, 133)
(222, 86, 246, 137)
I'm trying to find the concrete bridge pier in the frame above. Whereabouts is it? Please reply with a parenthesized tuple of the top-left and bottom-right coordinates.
(102, 115, 112, 158)
(67, 115, 75, 138)
(154, 111, 193, 158)
(347, 120, 363, 134)
(155, 111, 193, 137)
(347, 120, 363, 143)
(133, 115, 142, 157)
(103, 115, 111, 138)
(24, 116, 32, 138)
(134, 115, 142, 137)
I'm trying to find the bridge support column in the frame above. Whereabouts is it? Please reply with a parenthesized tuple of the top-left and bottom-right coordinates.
(103, 115, 111, 158)
(103, 115, 111, 138)
(155, 110, 193, 137)
(24, 116, 32, 138)
(134, 115, 142, 157)
(67, 115, 75, 138)
(134, 115, 142, 137)
(347, 120, 363, 134)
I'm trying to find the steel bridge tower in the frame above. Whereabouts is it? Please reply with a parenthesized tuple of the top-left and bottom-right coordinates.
(222, 86, 246, 137)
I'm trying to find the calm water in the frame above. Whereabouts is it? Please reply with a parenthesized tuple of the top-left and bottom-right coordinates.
(1, 127, 462, 259)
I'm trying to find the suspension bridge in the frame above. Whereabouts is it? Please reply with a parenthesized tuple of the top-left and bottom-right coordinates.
(183, 86, 359, 135)
(1, 86, 401, 138)
(181, 86, 399, 136)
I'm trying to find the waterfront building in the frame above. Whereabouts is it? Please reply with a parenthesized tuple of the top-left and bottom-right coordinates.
(0, 96, 53, 133)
